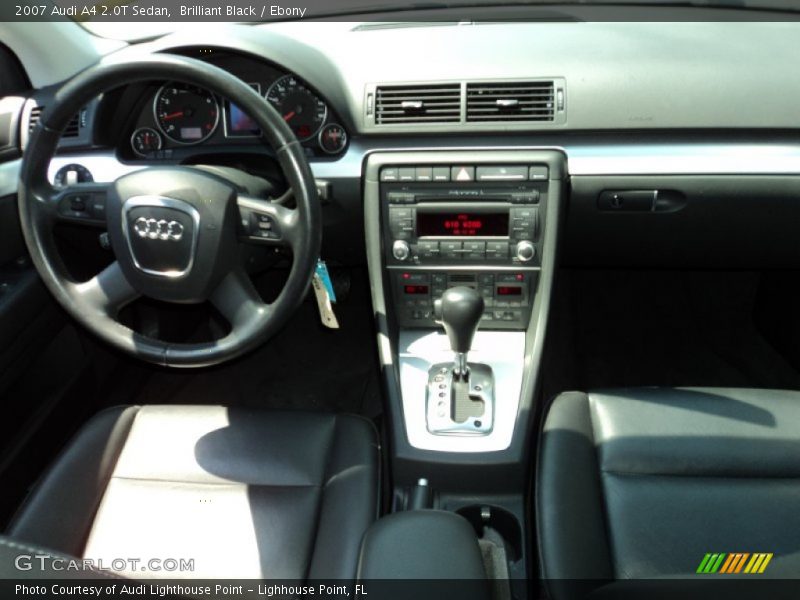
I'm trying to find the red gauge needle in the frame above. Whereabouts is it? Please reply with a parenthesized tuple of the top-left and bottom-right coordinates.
(162, 111, 184, 121)
(283, 111, 296, 122)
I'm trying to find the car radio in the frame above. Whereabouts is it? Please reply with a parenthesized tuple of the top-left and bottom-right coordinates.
(381, 163, 548, 329)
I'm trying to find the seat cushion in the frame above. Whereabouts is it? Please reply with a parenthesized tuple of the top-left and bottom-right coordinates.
(537, 387, 800, 589)
(8, 405, 379, 579)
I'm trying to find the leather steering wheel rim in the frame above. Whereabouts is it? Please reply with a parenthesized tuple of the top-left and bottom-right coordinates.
(18, 54, 321, 368)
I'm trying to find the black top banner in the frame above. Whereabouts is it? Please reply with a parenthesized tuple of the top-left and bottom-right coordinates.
(3, 0, 800, 23)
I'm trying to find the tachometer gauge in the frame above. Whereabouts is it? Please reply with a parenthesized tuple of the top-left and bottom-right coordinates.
(265, 75, 327, 142)
(131, 127, 162, 156)
(154, 83, 219, 144)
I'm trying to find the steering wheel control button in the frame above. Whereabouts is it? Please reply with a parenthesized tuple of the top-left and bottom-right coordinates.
(122, 197, 199, 279)
(242, 210, 282, 241)
(58, 192, 106, 222)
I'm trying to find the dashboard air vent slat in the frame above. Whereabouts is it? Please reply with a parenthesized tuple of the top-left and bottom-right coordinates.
(466, 81, 555, 122)
(376, 84, 461, 124)
(28, 105, 81, 138)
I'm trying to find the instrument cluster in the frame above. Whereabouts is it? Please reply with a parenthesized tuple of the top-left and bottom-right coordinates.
(123, 49, 348, 160)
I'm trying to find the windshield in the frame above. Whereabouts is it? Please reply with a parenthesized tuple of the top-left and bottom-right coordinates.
(76, 0, 800, 42)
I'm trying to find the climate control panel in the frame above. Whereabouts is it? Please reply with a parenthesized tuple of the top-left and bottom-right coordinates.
(391, 270, 536, 330)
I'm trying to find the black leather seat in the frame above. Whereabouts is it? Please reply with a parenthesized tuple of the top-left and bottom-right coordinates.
(537, 387, 800, 597)
(7, 405, 379, 579)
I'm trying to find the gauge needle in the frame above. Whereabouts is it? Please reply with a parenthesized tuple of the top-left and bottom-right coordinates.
(283, 111, 296, 122)
(162, 111, 184, 121)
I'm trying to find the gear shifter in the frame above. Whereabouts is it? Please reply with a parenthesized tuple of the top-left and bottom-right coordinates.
(426, 286, 495, 436)
(434, 287, 484, 379)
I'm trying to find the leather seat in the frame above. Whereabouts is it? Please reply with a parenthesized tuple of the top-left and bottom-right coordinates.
(537, 388, 800, 597)
(7, 405, 379, 579)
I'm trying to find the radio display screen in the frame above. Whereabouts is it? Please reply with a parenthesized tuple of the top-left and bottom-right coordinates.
(416, 212, 508, 237)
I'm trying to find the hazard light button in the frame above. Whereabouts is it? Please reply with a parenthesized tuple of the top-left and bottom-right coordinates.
(450, 166, 475, 182)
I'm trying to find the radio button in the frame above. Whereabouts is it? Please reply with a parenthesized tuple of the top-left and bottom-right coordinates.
(511, 208, 535, 219)
(478, 273, 495, 285)
(441, 241, 463, 259)
(393, 240, 411, 261)
(381, 167, 399, 182)
(486, 241, 509, 259)
(510, 191, 540, 204)
(476, 166, 527, 181)
(432, 167, 450, 182)
(515, 240, 536, 262)
(415, 166, 433, 181)
(529, 166, 549, 180)
(399, 168, 416, 182)
(418, 241, 440, 258)
(389, 207, 413, 219)
(463, 241, 486, 260)
(387, 192, 415, 204)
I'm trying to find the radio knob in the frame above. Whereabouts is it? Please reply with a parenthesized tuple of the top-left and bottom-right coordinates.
(392, 240, 411, 261)
(515, 240, 536, 262)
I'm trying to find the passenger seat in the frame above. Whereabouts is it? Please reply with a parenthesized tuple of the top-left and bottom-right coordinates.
(537, 388, 800, 598)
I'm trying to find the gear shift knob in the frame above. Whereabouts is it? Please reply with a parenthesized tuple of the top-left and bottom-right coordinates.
(434, 287, 484, 376)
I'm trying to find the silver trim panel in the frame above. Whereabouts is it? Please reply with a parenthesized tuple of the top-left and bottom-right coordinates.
(1, 140, 799, 199)
(400, 330, 523, 452)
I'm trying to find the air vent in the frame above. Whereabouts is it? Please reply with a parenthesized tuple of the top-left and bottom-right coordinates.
(376, 84, 461, 124)
(28, 106, 81, 138)
(27, 105, 44, 133)
(466, 81, 555, 122)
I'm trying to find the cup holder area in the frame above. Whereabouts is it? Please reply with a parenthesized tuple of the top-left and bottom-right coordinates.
(456, 504, 525, 581)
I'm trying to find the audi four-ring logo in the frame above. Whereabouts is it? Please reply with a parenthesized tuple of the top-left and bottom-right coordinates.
(133, 217, 184, 241)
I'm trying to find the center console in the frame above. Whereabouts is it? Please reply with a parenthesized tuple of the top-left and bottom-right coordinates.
(364, 150, 565, 594)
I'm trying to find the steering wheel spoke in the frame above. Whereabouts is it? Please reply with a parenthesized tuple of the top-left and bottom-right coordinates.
(49, 183, 109, 227)
(237, 194, 301, 250)
(210, 269, 271, 329)
(73, 261, 140, 317)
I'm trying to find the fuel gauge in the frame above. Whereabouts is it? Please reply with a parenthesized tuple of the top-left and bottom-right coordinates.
(131, 127, 163, 157)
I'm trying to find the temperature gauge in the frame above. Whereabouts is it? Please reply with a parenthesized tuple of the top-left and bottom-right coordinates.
(318, 123, 347, 154)
(131, 127, 162, 157)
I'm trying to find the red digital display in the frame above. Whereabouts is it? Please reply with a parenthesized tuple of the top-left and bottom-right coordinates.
(417, 212, 509, 237)
(404, 285, 429, 294)
(497, 286, 522, 296)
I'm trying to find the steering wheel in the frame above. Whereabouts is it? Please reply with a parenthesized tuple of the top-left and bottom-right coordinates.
(18, 55, 321, 368)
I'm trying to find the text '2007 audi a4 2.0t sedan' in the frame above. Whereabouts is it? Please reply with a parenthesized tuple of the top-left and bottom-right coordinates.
(1, 2, 800, 599)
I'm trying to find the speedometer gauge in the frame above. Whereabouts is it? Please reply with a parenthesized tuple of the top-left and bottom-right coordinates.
(154, 83, 219, 144)
(265, 75, 327, 142)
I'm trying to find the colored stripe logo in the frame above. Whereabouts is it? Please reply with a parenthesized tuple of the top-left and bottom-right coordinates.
(696, 553, 773, 574)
